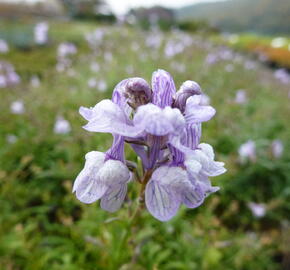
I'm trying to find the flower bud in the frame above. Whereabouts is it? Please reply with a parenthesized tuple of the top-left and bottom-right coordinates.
(173, 80, 202, 112)
(124, 77, 152, 108)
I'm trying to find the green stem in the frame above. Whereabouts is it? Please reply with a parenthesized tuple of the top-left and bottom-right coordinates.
(114, 169, 152, 267)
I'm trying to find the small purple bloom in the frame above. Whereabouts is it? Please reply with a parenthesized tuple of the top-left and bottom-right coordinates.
(248, 202, 266, 218)
(271, 139, 283, 159)
(239, 140, 256, 163)
(10, 100, 25, 114)
(235, 89, 247, 104)
(34, 22, 49, 45)
(54, 116, 71, 134)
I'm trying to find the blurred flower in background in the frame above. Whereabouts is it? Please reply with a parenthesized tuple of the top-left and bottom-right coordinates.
(34, 22, 49, 45)
(271, 139, 284, 159)
(54, 116, 71, 134)
(238, 140, 256, 163)
(10, 100, 25, 114)
(0, 39, 9, 53)
(235, 89, 248, 104)
(248, 202, 266, 218)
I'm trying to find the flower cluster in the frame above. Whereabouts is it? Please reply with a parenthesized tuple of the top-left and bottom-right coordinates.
(0, 61, 21, 88)
(73, 69, 226, 221)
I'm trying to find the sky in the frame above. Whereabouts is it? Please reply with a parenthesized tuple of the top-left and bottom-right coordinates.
(106, 0, 222, 15)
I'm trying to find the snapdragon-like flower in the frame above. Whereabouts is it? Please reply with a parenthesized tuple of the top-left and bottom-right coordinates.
(74, 69, 226, 221)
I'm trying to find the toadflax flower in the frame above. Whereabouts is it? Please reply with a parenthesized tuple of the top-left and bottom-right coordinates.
(73, 69, 226, 221)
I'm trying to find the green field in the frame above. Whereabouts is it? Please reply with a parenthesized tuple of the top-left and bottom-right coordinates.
(0, 21, 290, 270)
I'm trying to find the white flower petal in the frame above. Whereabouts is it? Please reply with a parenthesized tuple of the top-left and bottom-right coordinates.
(145, 180, 181, 222)
(100, 184, 127, 212)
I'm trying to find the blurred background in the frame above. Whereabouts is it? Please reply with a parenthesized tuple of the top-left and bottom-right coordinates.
(0, 0, 290, 269)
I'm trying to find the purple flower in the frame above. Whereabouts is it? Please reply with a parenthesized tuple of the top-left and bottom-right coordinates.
(239, 140, 256, 163)
(10, 100, 25, 114)
(248, 202, 266, 218)
(235, 89, 247, 104)
(34, 22, 49, 45)
(271, 139, 283, 159)
(74, 69, 226, 221)
(54, 116, 71, 134)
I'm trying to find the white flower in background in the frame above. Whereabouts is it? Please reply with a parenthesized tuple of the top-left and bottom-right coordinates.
(34, 22, 49, 45)
(164, 40, 185, 58)
(97, 80, 107, 92)
(85, 29, 105, 49)
(271, 37, 287, 48)
(239, 140, 256, 162)
(0, 74, 6, 88)
(244, 60, 256, 70)
(6, 134, 17, 144)
(0, 39, 9, 53)
(146, 33, 162, 49)
(54, 116, 71, 134)
(235, 89, 247, 104)
(271, 139, 284, 158)
(57, 43, 77, 58)
(274, 69, 290, 84)
(30, 75, 40, 88)
(90, 62, 100, 73)
(10, 100, 25, 114)
(7, 71, 21, 85)
(205, 53, 218, 65)
(88, 78, 97, 88)
(248, 202, 266, 218)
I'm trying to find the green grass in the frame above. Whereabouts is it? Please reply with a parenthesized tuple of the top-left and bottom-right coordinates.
(0, 20, 290, 270)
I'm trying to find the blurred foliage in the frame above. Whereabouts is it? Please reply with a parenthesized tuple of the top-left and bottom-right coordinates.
(0, 19, 290, 270)
(177, 0, 290, 35)
(213, 33, 290, 69)
(177, 20, 218, 33)
(58, 0, 115, 22)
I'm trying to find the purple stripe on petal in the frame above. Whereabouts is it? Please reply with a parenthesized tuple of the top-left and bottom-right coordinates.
(100, 184, 127, 212)
(182, 183, 205, 208)
(168, 144, 185, 166)
(145, 180, 181, 222)
(76, 177, 107, 204)
(152, 69, 176, 108)
(147, 135, 163, 169)
(106, 134, 125, 162)
(184, 123, 201, 149)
